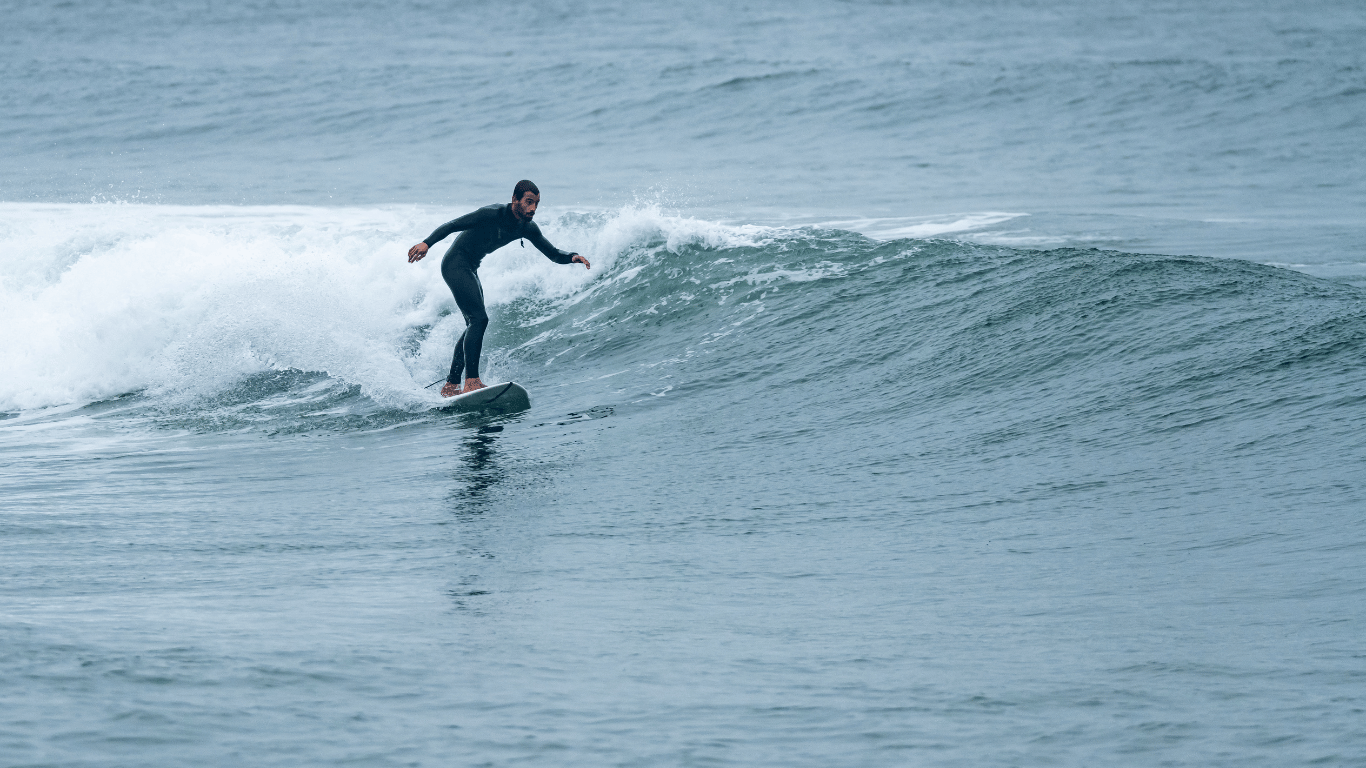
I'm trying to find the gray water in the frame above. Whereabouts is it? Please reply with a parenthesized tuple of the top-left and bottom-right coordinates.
(3, 0, 1365, 765)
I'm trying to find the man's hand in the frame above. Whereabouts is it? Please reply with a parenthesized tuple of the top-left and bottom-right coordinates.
(571, 254, 591, 270)
(407, 242, 429, 263)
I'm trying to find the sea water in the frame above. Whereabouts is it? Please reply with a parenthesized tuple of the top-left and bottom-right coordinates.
(2, 1, 1365, 765)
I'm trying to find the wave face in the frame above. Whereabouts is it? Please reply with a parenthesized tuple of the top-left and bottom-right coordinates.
(5, 202, 1363, 446)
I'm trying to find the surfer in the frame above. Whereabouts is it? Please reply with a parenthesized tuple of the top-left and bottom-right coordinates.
(408, 180, 590, 397)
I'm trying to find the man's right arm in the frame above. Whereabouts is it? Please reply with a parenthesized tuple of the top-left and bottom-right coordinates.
(409, 206, 497, 263)
(422, 206, 495, 247)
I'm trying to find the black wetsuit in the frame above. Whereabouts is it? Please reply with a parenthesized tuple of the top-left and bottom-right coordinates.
(422, 204, 576, 383)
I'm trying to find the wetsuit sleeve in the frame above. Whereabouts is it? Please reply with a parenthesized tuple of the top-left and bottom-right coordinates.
(422, 207, 497, 247)
(524, 222, 576, 264)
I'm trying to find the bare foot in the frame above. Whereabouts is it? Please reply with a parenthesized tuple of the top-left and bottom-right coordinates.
(461, 377, 486, 393)
(440, 381, 460, 397)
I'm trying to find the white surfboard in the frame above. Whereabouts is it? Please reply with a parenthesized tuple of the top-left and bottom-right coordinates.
(439, 381, 531, 413)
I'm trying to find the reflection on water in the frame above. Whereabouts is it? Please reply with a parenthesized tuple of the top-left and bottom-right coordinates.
(444, 424, 504, 613)
(441, 411, 576, 613)
(449, 429, 502, 516)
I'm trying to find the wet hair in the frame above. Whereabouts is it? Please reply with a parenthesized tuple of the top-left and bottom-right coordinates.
(513, 180, 539, 201)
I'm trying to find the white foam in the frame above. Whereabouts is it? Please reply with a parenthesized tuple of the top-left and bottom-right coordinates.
(1262, 261, 1366, 281)
(828, 212, 1029, 241)
(0, 201, 773, 411)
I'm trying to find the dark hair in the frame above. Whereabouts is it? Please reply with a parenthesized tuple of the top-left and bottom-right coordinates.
(513, 180, 539, 201)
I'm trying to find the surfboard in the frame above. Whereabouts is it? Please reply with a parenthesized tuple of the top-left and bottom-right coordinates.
(439, 381, 531, 413)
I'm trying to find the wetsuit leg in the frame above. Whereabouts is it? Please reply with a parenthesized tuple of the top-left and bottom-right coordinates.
(447, 327, 467, 383)
(441, 256, 489, 382)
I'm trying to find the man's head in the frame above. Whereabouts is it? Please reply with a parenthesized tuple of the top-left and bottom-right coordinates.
(511, 180, 540, 221)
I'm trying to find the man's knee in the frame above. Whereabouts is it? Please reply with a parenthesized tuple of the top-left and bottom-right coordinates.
(466, 311, 489, 332)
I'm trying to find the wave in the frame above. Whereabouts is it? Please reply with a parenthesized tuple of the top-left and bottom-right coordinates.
(0, 202, 770, 415)
(2, 203, 1363, 444)
(506, 221, 1366, 448)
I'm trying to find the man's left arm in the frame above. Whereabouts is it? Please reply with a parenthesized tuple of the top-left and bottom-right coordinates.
(526, 223, 591, 269)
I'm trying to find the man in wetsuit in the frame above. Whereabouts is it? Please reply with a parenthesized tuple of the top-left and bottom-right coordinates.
(407, 180, 590, 397)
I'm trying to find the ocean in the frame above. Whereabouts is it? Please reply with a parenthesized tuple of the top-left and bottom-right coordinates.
(2, 0, 1365, 765)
